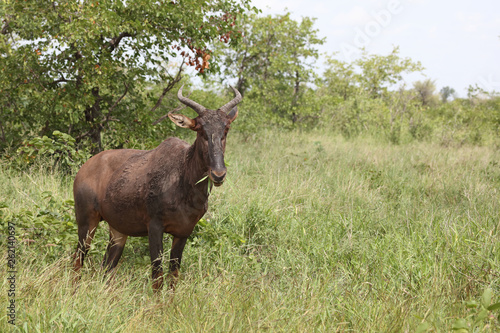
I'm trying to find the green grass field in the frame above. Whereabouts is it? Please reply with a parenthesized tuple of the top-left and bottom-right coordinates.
(2, 130, 500, 332)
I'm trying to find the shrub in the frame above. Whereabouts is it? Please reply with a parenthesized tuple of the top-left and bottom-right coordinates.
(15, 131, 90, 173)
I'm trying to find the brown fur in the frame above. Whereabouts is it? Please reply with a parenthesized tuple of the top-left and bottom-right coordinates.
(73, 87, 240, 291)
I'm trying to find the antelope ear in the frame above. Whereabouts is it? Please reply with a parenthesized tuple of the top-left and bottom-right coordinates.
(227, 107, 238, 123)
(168, 113, 196, 129)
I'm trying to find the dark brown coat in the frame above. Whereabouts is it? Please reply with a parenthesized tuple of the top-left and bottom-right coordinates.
(73, 86, 241, 290)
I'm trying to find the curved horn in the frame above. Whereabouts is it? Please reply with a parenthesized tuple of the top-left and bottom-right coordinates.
(177, 84, 206, 115)
(218, 86, 242, 114)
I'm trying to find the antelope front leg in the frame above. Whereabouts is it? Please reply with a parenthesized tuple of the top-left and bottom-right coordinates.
(169, 237, 187, 289)
(148, 221, 164, 292)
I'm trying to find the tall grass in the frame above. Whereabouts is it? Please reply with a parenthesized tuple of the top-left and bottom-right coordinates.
(1, 130, 500, 332)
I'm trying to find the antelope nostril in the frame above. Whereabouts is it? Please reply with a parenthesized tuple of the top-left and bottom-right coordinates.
(210, 170, 226, 183)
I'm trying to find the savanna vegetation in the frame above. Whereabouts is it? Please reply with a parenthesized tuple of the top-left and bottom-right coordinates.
(1, 1, 500, 332)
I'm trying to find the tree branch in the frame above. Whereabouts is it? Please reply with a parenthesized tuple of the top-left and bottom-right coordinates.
(52, 2, 71, 23)
(74, 130, 91, 141)
(1, 19, 10, 35)
(28, 68, 49, 92)
(49, 77, 75, 87)
(108, 32, 134, 51)
(108, 82, 129, 113)
(150, 59, 185, 115)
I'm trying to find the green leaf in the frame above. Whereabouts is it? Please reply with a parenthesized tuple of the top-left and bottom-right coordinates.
(197, 218, 207, 227)
(415, 322, 430, 333)
(475, 308, 488, 323)
(451, 318, 468, 331)
(465, 300, 478, 308)
(41, 191, 53, 198)
(196, 175, 208, 185)
(481, 288, 493, 308)
(487, 302, 500, 311)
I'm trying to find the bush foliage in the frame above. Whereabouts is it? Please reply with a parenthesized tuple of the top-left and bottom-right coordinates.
(1, 5, 499, 157)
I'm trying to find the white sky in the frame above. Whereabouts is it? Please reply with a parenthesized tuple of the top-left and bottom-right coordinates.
(250, 0, 500, 96)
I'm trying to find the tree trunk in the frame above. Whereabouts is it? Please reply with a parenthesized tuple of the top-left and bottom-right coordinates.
(291, 70, 300, 124)
(84, 88, 103, 155)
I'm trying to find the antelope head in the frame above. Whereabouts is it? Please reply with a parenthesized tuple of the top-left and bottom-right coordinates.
(168, 85, 242, 186)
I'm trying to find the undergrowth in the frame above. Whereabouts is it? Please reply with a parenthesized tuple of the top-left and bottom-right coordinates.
(1, 130, 500, 332)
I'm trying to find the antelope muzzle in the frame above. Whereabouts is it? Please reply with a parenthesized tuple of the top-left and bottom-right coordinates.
(210, 168, 227, 186)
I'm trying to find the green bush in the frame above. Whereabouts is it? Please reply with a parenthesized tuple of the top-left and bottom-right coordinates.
(1, 191, 78, 260)
(15, 131, 90, 173)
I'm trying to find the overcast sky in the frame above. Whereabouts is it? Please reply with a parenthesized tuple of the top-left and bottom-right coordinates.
(250, 0, 500, 97)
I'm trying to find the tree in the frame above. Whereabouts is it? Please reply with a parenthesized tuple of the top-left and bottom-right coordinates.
(322, 47, 423, 102)
(0, 0, 255, 153)
(322, 56, 358, 102)
(413, 79, 438, 107)
(440, 86, 456, 103)
(320, 48, 424, 137)
(354, 47, 424, 98)
(213, 12, 325, 125)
